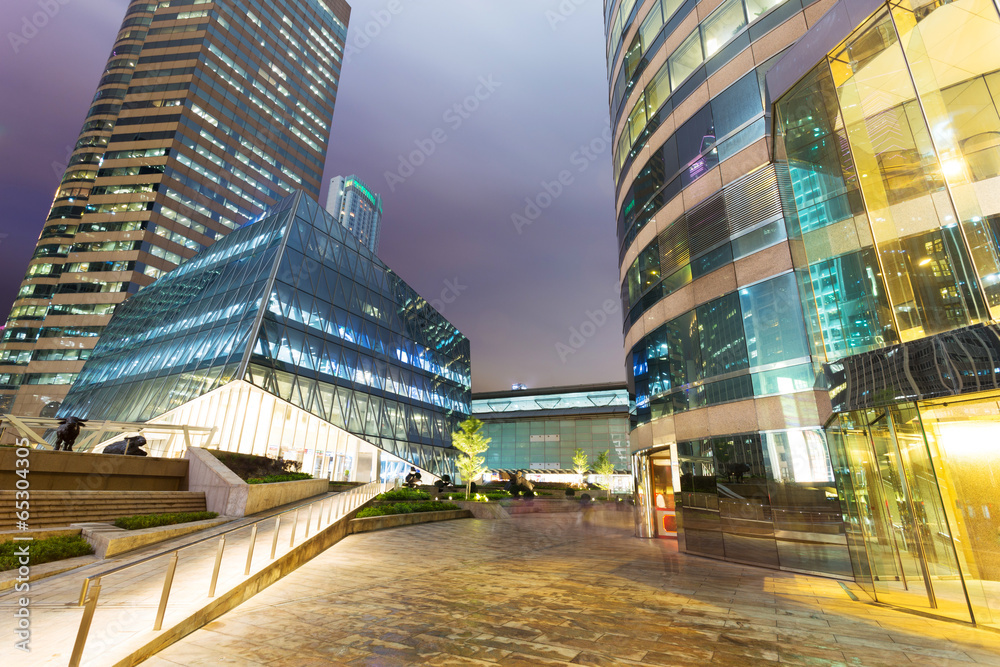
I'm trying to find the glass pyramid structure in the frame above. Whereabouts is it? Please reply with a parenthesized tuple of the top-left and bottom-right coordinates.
(59, 191, 471, 475)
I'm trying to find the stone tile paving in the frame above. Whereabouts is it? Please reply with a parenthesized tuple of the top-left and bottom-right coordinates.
(141, 511, 1000, 666)
(0, 490, 360, 666)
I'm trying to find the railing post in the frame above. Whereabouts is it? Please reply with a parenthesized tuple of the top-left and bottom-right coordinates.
(317, 500, 324, 531)
(244, 523, 258, 575)
(290, 508, 299, 547)
(78, 577, 91, 607)
(208, 535, 226, 597)
(326, 496, 334, 523)
(153, 552, 179, 631)
(68, 577, 102, 667)
(305, 505, 313, 538)
(270, 516, 281, 559)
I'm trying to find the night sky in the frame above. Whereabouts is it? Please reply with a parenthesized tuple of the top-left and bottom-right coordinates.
(0, 0, 623, 393)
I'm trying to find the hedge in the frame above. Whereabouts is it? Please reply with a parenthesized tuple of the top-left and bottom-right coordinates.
(247, 472, 313, 484)
(114, 511, 219, 531)
(0, 535, 93, 571)
(355, 501, 459, 518)
(375, 488, 430, 502)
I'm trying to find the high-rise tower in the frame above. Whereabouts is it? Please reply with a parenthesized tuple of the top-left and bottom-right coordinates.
(0, 0, 351, 416)
(605, 0, 852, 573)
(325, 174, 383, 253)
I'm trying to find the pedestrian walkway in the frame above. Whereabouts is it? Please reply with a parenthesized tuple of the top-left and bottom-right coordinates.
(139, 511, 1000, 666)
(0, 485, 382, 666)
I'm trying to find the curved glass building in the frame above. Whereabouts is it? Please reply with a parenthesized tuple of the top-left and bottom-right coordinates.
(769, 0, 1000, 626)
(605, 0, 854, 576)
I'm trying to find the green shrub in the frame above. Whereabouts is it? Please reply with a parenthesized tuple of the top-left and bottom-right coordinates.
(114, 511, 219, 531)
(375, 488, 430, 501)
(356, 501, 459, 518)
(0, 535, 94, 571)
(210, 450, 301, 481)
(246, 473, 313, 484)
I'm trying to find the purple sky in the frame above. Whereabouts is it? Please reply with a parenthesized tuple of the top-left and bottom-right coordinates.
(0, 0, 623, 393)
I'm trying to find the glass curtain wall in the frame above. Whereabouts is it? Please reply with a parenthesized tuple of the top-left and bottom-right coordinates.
(479, 416, 630, 473)
(635, 430, 851, 575)
(150, 379, 432, 483)
(773, 0, 1000, 625)
(775, 0, 1000, 351)
(827, 397, 1000, 626)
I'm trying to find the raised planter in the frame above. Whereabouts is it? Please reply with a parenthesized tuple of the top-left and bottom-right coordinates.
(348, 509, 472, 534)
(186, 447, 328, 516)
(0, 526, 82, 543)
(77, 515, 233, 558)
(451, 501, 510, 519)
(0, 554, 99, 591)
(501, 498, 631, 514)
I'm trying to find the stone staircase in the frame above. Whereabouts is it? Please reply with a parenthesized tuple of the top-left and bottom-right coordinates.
(0, 490, 208, 529)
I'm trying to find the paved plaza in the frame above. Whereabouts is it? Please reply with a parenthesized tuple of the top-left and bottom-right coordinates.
(138, 510, 1000, 667)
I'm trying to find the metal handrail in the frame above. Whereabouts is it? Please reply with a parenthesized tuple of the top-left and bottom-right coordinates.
(75, 483, 361, 588)
(68, 478, 397, 667)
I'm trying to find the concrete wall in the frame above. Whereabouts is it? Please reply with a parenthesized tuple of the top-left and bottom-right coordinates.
(185, 447, 248, 515)
(185, 447, 328, 517)
(0, 448, 187, 491)
(80, 516, 232, 558)
(348, 509, 472, 534)
(244, 479, 330, 515)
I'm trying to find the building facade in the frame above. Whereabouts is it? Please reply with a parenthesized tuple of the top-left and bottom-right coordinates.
(606, 0, 852, 572)
(770, 0, 1000, 626)
(325, 175, 383, 254)
(472, 384, 632, 490)
(58, 191, 471, 482)
(0, 0, 350, 417)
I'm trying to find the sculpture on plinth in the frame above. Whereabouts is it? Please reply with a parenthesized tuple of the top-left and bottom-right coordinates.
(54, 416, 88, 451)
(504, 470, 535, 497)
(404, 466, 422, 488)
(103, 435, 148, 456)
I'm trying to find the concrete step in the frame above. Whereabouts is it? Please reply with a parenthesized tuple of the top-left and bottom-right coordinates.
(0, 490, 208, 529)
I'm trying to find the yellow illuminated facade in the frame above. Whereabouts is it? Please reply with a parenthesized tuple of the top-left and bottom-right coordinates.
(773, 0, 1000, 626)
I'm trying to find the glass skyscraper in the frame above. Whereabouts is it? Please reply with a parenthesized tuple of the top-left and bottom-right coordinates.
(771, 0, 1000, 626)
(59, 191, 471, 481)
(607, 0, 852, 572)
(325, 175, 383, 254)
(0, 0, 350, 418)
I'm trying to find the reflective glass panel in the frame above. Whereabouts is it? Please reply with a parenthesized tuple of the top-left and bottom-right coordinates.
(701, 0, 746, 58)
(739, 272, 809, 368)
(670, 31, 703, 90)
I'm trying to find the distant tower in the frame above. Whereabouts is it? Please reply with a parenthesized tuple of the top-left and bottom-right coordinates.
(0, 0, 351, 417)
(325, 175, 383, 254)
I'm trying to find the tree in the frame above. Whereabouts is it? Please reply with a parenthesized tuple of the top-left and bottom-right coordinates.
(572, 448, 589, 488)
(452, 417, 491, 500)
(594, 449, 616, 499)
